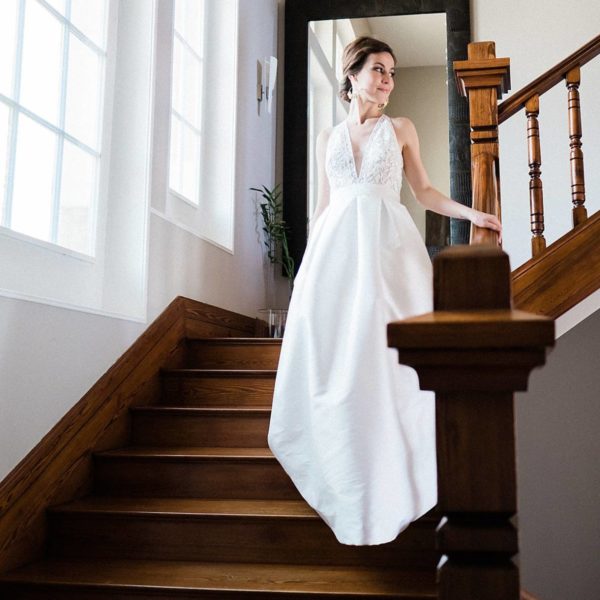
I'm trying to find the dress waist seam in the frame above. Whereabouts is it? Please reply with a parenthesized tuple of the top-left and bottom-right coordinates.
(330, 183, 400, 203)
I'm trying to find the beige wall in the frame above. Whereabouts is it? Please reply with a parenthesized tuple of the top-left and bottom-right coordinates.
(388, 65, 449, 239)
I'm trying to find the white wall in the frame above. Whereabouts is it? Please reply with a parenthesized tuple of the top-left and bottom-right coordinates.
(0, 0, 279, 480)
(389, 66, 450, 239)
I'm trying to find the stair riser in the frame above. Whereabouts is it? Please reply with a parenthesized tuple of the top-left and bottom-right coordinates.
(0, 584, 435, 599)
(162, 377, 274, 406)
(94, 458, 301, 499)
(131, 413, 270, 447)
(48, 513, 438, 568)
(185, 343, 281, 370)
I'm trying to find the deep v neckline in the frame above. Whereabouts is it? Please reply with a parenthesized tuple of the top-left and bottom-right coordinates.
(344, 115, 385, 180)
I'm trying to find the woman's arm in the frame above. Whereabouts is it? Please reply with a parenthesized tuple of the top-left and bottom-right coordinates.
(394, 117, 502, 235)
(309, 128, 332, 238)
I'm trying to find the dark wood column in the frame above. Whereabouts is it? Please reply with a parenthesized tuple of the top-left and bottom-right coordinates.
(454, 43, 511, 246)
(388, 245, 555, 600)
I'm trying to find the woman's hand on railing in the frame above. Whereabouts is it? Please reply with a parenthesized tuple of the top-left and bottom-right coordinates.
(469, 209, 503, 243)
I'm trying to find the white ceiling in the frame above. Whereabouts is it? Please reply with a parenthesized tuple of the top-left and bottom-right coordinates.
(361, 13, 447, 68)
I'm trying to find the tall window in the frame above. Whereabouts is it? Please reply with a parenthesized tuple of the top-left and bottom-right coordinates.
(0, 0, 109, 256)
(308, 19, 351, 217)
(169, 0, 205, 206)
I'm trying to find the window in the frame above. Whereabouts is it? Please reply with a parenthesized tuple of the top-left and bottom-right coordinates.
(0, 0, 154, 321)
(152, 0, 238, 253)
(0, 0, 109, 256)
(169, 0, 205, 206)
(308, 19, 351, 217)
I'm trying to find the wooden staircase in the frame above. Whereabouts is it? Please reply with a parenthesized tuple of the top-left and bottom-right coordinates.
(0, 337, 439, 599)
(455, 34, 600, 321)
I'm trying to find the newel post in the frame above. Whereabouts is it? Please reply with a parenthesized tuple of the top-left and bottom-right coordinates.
(454, 43, 511, 246)
(387, 246, 554, 600)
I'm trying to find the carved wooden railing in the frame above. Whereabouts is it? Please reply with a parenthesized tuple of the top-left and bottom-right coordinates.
(454, 34, 600, 257)
(388, 246, 554, 600)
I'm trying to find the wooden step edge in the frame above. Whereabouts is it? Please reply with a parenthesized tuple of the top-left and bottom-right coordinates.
(161, 368, 278, 378)
(94, 446, 276, 461)
(186, 337, 283, 345)
(48, 498, 318, 519)
(0, 558, 437, 596)
(49, 496, 441, 526)
(130, 406, 272, 416)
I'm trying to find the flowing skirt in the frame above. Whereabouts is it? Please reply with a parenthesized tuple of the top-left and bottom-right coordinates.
(268, 183, 437, 545)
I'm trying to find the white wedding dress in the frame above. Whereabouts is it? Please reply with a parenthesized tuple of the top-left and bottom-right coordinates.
(268, 114, 437, 546)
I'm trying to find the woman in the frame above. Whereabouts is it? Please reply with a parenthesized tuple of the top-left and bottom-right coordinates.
(268, 37, 501, 546)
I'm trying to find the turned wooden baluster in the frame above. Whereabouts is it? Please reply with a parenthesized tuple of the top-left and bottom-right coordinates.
(566, 66, 588, 226)
(525, 94, 546, 257)
(454, 42, 511, 246)
(388, 246, 555, 600)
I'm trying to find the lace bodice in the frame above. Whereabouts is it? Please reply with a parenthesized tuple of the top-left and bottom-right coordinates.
(325, 114, 403, 194)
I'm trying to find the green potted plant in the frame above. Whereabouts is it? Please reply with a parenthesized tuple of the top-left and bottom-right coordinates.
(251, 183, 295, 337)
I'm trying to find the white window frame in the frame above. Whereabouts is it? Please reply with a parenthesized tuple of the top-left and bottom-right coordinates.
(308, 20, 349, 218)
(152, 0, 239, 254)
(0, 0, 155, 322)
(168, 0, 206, 207)
(0, 0, 109, 258)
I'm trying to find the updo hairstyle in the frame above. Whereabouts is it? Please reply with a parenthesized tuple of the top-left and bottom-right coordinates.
(339, 36, 396, 103)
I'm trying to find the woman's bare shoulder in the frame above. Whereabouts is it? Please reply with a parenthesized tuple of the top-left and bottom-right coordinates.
(389, 116, 417, 134)
(389, 116, 418, 149)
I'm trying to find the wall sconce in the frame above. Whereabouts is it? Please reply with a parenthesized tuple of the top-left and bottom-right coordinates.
(257, 55, 278, 114)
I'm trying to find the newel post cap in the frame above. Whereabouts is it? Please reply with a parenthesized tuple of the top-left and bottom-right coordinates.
(454, 41, 511, 98)
(387, 246, 555, 392)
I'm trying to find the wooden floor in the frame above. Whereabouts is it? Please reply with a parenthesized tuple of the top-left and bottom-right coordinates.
(0, 337, 439, 599)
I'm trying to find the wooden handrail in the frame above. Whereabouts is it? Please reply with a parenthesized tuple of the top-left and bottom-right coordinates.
(455, 34, 600, 255)
(498, 33, 600, 123)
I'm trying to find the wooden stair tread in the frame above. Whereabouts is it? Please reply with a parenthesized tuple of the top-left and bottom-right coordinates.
(0, 558, 437, 596)
(97, 446, 275, 459)
(187, 337, 282, 344)
(49, 497, 440, 526)
(131, 406, 271, 415)
(162, 368, 278, 378)
(50, 497, 317, 518)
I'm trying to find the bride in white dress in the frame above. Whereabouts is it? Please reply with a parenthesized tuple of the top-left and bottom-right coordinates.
(268, 37, 501, 546)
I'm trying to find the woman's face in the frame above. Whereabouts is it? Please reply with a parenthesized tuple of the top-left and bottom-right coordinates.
(350, 51, 395, 105)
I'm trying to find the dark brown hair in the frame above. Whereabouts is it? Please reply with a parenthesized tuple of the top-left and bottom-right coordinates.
(339, 36, 396, 103)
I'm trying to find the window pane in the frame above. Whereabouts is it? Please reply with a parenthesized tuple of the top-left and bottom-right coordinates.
(58, 140, 95, 254)
(45, 0, 66, 16)
(181, 123, 200, 204)
(11, 114, 57, 241)
(70, 0, 108, 49)
(171, 36, 184, 116)
(65, 34, 102, 149)
(20, 0, 63, 126)
(0, 102, 10, 223)
(313, 20, 333, 67)
(172, 40, 203, 127)
(174, 0, 204, 55)
(0, 0, 19, 98)
(181, 47, 202, 127)
(169, 115, 182, 195)
(335, 34, 343, 81)
(169, 117, 200, 205)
